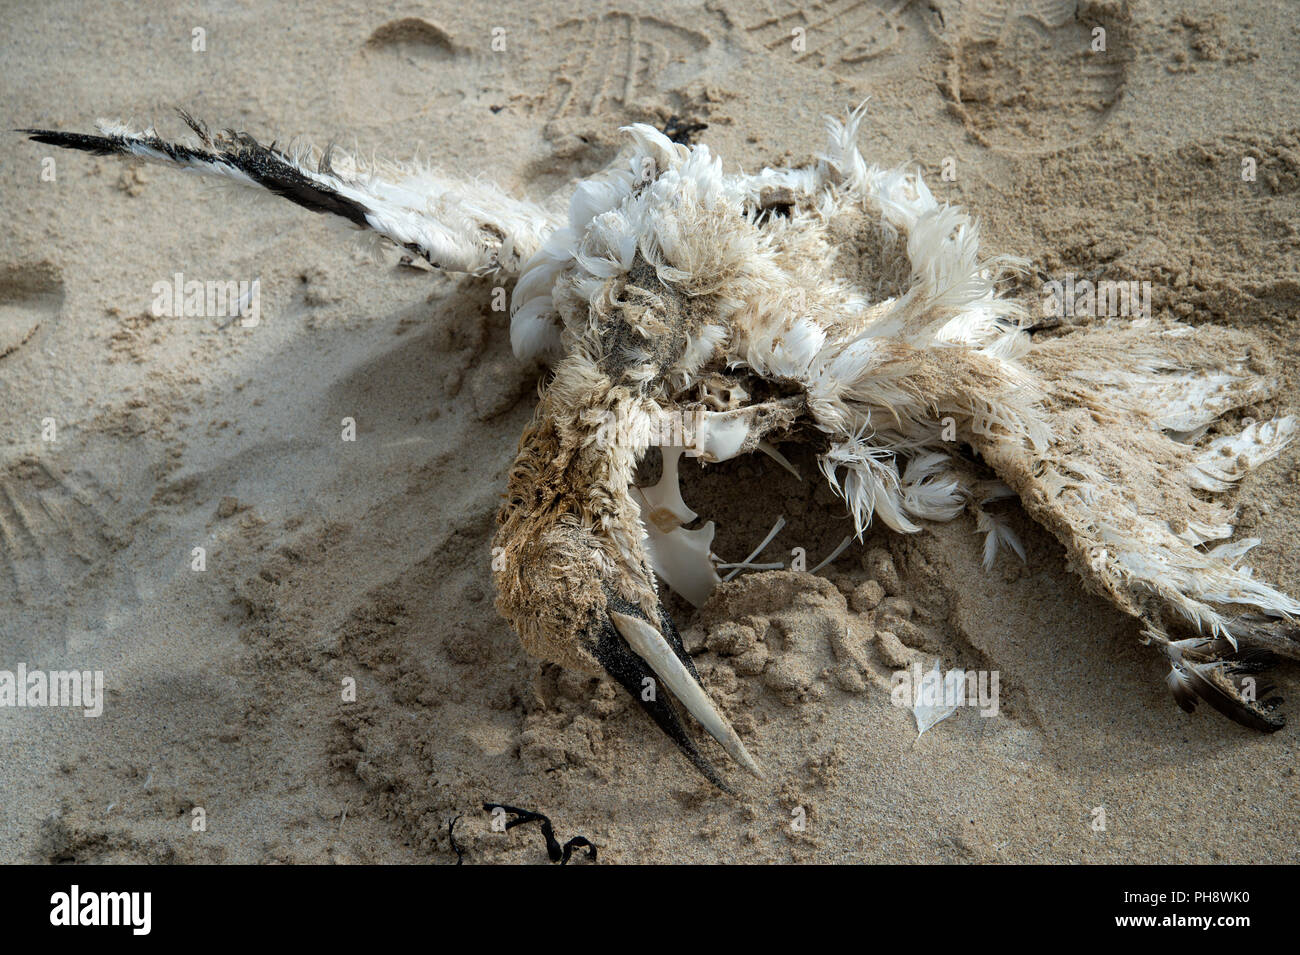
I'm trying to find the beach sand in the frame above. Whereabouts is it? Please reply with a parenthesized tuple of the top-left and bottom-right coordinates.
(1, 0, 1297, 863)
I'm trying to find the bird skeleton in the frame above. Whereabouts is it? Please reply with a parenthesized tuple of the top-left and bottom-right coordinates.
(23, 104, 1298, 790)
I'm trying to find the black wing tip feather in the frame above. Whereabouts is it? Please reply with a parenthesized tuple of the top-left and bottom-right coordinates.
(19, 129, 126, 156)
(1167, 658, 1286, 733)
(18, 117, 375, 231)
(229, 137, 373, 228)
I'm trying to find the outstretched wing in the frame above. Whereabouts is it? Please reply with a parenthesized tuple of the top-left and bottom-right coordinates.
(973, 321, 1297, 730)
(21, 111, 559, 275)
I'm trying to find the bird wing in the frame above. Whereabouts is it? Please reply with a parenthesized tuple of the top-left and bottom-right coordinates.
(21, 111, 559, 276)
(972, 321, 1297, 729)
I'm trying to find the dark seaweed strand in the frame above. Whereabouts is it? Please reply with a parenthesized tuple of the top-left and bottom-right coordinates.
(447, 814, 465, 865)
(482, 803, 597, 864)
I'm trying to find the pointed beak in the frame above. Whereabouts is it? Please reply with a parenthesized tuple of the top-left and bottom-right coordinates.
(592, 604, 764, 790)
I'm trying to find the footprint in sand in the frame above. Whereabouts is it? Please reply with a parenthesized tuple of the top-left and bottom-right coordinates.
(339, 18, 501, 127)
(0, 454, 122, 609)
(341, 14, 713, 130)
(0, 262, 63, 361)
(942, 0, 1130, 153)
(743, 0, 928, 71)
(541, 13, 713, 120)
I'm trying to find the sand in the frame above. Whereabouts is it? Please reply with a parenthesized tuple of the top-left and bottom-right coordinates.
(1, 0, 1297, 864)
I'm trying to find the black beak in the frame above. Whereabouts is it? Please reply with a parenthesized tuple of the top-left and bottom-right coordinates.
(590, 601, 733, 793)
